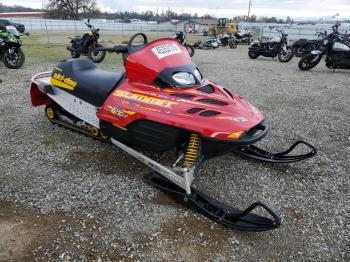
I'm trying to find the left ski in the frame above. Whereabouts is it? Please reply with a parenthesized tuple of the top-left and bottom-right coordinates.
(146, 172, 282, 231)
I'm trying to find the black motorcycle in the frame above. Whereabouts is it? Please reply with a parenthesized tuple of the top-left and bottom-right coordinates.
(220, 34, 238, 49)
(66, 19, 106, 63)
(248, 28, 294, 63)
(234, 31, 253, 44)
(299, 23, 350, 71)
(174, 31, 195, 57)
(292, 31, 327, 57)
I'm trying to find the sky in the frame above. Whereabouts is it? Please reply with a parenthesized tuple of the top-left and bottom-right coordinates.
(2, 0, 350, 19)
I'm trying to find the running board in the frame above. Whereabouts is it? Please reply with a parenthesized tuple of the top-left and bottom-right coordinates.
(234, 140, 317, 163)
(146, 172, 282, 231)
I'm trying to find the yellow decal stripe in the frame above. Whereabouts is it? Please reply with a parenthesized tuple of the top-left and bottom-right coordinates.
(51, 77, 75, 91)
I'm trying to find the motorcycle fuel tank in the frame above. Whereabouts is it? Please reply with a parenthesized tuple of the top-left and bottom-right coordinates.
(332, 42, 350, 52)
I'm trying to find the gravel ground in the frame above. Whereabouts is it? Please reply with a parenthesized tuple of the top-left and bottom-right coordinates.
(0, 45, 349, 261)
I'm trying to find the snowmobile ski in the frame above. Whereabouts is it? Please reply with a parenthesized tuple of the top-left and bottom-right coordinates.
(234, 141, 317, 163)
(146, 172, 282, 231)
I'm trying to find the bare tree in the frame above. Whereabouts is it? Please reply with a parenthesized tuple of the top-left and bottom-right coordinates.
(46, 0, 99, 20)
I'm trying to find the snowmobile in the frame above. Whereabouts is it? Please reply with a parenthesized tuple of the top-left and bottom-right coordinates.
(30, 33, 317, 232)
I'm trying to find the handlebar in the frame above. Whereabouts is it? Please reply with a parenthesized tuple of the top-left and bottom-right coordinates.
(96, 45, 128, 53)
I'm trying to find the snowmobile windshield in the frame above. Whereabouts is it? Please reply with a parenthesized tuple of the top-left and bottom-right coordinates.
(125, 38, 203, 88)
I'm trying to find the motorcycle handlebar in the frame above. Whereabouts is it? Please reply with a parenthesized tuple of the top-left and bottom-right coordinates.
(96, 45, 128, 53)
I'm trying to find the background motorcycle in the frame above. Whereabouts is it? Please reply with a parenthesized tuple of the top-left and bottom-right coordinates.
(292, 31, 327, 57)
(234, 30, 253, 44)
(174, 31, 195, 57)
(0, 25, 25, 69)
(193, 36, 219, 49)
(299, 23, 350, 71)
(220, 34, 238, 49)
(66, 19, 106, 63)
(248, 28, 294, 63)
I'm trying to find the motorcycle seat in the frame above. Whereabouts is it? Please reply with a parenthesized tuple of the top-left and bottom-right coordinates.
(52, 59, 124, 107)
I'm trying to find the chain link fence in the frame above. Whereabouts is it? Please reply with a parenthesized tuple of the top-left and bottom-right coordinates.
(4, 18, 350, 43)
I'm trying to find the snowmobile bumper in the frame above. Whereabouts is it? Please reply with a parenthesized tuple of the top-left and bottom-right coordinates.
(234, 140, 317, 163)
(146, 172, 282, 231)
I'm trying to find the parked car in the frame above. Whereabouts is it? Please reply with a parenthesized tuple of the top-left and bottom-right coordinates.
(0, 19, 25, 33)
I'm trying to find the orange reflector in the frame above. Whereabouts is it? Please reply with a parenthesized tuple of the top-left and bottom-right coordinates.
(227, 131, 244, 139)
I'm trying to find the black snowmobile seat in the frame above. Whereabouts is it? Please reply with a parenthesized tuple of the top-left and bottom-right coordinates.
(52, 59, 124, 107)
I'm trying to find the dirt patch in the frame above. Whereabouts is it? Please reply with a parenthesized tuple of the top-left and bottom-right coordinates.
(0, 200, 133, 261)
(134, 194, 237, 261)
(151, 192, 181, 208)
(0, 200, 60, 261)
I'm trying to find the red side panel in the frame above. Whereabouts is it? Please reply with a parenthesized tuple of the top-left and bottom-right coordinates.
(30, 83, 50, 106)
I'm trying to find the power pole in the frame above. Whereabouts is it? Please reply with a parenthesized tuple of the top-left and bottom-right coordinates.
(247, 0, 252, 21)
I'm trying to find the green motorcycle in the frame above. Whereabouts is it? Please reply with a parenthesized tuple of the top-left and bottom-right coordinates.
(0, 25, 25, 69)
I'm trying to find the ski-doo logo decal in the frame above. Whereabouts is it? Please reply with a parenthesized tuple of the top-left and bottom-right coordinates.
(51, 73, 77, 91)
(114, 90, 177, 108)
(151, 43, 182, 59)
(218, 116, 248, 123)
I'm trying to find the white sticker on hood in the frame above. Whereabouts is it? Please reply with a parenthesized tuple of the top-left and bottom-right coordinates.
(152, 43, 182, 59)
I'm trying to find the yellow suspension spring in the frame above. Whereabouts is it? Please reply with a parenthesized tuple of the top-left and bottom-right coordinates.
(184, 133, 201, 167)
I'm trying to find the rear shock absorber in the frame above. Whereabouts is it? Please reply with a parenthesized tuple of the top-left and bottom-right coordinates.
(183, 133, 201, 167)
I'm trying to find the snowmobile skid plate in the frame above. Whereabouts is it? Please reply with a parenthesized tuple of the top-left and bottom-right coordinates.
(146, 172, 282, 231)
(234, 140, 317, 163)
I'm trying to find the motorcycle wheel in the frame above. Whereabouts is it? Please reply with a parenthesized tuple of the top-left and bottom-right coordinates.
(278, 47, 294, 63)
(229, 41, 238, 49)
(298, 53, 322, 71)
(293, 47, 305, 57)
(88, 48, 106, 63)
(70, 50, 80, 58)
(2, 47, 25, 69)
(185, 44, 195, 57)
(248, 50, 259, 59)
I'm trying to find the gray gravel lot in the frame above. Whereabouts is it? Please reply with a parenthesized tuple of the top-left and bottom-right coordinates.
(0, 45, 349, 261)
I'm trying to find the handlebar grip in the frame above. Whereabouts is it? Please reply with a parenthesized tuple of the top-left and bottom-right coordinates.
(113, 45, 128, 52)
(96, 45, 128, 53)
(96, 47, 115, 52)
